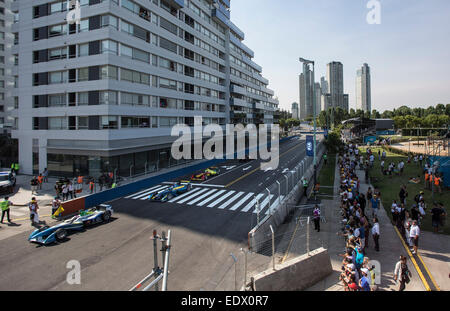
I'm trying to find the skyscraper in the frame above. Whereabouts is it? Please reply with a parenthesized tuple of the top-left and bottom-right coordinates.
(299, 63, 314, 119)
(291, 102, 299, 120)
(356, 63, 371, 112)
(326, 61, 348, 112)
(11, 0, 279, 176)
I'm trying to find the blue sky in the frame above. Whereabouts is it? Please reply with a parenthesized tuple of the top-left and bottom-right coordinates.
(230, 0, 450, 113)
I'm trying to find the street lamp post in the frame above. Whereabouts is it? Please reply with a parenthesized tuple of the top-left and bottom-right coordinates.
(299, 57, 317, 188)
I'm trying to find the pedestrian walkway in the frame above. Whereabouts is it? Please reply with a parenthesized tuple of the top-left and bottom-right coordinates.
(306, 155, 425, 291)
(124, 183, 284, 215)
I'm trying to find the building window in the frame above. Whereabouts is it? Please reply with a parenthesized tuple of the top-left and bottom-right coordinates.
(101, 116, 118, 129)
(49, 117, 68, 130)
(78, 92, 88, 105)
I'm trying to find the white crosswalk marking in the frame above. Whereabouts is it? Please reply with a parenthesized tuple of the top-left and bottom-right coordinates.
(168, 187, 201, 203)
(229, 192, 254, 211)
(266, 195, 285, 215)
(207, 191, 236, 208)
(176, 188, 210, 204)
(254, 195, 274, 213)
(241, 193, 265, 213)
(197, 190, 227, 207)
(132, 186, 169, 200)
(187, 189, 218, 205)
(217, 192, 245, 210)
(125, 185, 162, 199)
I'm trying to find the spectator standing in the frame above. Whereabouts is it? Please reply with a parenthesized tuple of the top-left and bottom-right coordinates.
(313, 205, 321, 232)
(29, 197, 39, 226)
(366, 187, 373, 210)
(394, 256, 412, 291)
(51, 197, 61, 217)
(372, 217, 380, 252)
(61, 183, 68, 201)
(0, 196, 13, 223)
(43, 168, 49, 183)
(68, 182, 75, 200)
(359, 268, 372, 291)
(371, 195, 380, 217)
(419, 155, 423, 167)
(37, 174, 43, 190)
(30, 177, 38, 195)
(409, 220, 420, 254)
(399, 185, 408, 206)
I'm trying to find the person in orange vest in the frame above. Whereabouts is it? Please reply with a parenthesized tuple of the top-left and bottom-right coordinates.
(89, 180, 95, 194)
(434, 174, 442, 194)
(77, 175, 83, 193)
(424, 172, 430, 190)
(37, 174, 44, 190)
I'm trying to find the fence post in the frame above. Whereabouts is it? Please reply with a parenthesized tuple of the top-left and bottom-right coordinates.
(145, 161, 148, 175)
(276, 181, 281, 207)
(162, 230, 171, 291)
(307, 217, 310, 256)
(270, 225, 275, 271)
(284, 175, 289, 195)
(241, 248, 247, 290)
(266, 187, 271, 211)
(152, 230, 159, 291)
(230, 253, 238, 291)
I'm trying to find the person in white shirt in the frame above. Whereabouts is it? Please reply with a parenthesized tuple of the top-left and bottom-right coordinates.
(418, 201, 426, 225)
(409, 220, 420, 254)
(372, 217, 380, 252)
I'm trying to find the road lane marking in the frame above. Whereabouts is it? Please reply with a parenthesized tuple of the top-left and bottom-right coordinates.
(133, 186, 169, 200)
(241, 193, 265, 213)
(176, 188, 210, 204)
(229, 192, 254, 211)
(225, 141, 306, 188)
(125, 185, 164, 199)
(217, 192, 244, 210)
(187, 189, 218, 206)
(168, 187, 201, 203)
(207, 191, 236, 208)
(197, 190, 227, 206)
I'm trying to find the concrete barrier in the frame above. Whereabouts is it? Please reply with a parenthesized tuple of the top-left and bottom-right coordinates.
(251, 247, 332, 291)
(248, 142, 325, 252)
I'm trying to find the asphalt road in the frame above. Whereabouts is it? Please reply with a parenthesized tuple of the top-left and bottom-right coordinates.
(0, 137, 308, 291)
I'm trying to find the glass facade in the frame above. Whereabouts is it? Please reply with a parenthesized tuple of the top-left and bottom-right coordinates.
(47, 148, 194, 178)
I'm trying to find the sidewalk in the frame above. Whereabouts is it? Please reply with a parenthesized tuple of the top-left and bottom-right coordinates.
(306, 155, 425, 291)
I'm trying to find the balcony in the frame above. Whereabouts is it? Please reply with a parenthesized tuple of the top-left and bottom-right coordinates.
(212, 9, 245, 40)
(230, 35, 254, 58)
(230, 97, 251, 108)
(242, 55, 262, 73)
(230, 84, 246, 95)
(167, 0, 184, 9)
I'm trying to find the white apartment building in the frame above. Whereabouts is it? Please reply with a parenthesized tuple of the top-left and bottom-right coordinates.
(10, 0, 278, 176)
(356, 63, 371, 112)
(0, 0, 14, 135)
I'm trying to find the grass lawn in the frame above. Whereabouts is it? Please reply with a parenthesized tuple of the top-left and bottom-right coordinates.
(317, 154, 336, 197)
(359, 146, 450, 235)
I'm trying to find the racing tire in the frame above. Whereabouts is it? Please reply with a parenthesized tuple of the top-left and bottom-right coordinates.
(55, 229, 68, 242)
(102, 211, 111, 223)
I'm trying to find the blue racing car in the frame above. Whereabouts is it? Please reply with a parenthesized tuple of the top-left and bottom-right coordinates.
(28, 204, 113, 245)
(149, 182, 192, 202)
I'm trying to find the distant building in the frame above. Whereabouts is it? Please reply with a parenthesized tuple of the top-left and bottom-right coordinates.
(356, 63, 371, 112)
(291, 102, 299, 120)
(321, 93, 332, 111)
(315, 82, 322, 114)
(299, 63, 314, 119)
(326, 61, 344, 110)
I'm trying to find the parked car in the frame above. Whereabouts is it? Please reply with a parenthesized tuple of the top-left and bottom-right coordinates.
(0, 171, 16, 194)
